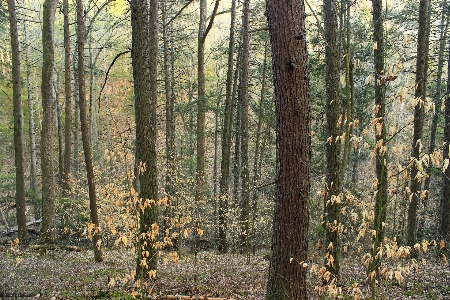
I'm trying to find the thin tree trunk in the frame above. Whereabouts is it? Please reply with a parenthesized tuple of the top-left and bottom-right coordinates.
(76, 0, 103, 262)
(63, 0, 72, 194)
(218, 0, 237, 254)
(73, 59, 80, 177)
(8, 0, 27, 243)
(424, 6, 448, 203)
(40, 0, 58, 244)
(162, 0, 176, 233)
(239, 0, 250, 256)
(24, 24, 39, 220)
(54, 75, 64, 187)
(407, 0, 430, 249)
(265, 0, 310, 295)
(370, 1, 388, 296)
(323, 0, 341, 280)
(195, 0, 220, 255)
(251, 41, 268, 255)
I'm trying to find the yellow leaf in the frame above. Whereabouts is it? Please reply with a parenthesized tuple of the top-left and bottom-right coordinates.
(121, 236, 128, 245)
(440, 240, 446, 250)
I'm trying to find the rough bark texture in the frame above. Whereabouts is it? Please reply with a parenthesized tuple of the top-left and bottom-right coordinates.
(8, 0, 27, 243)
(323, 0, 341, 280)
(218, 0, 237, 254)
(239, 0, 250, 254)
(40, 0, 58, 244)
(131, 0, 159, 275)
(440, 32, 450, 246)
(76, 0, 103, 262)
(407, 0, 430, 248)
(265, 0, 310, 297)
(63, 0, 72, 194)
(370, 0, 388, 291)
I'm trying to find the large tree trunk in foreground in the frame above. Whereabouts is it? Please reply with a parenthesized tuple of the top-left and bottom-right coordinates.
(76, 0, 103, 262)
(265, 0, 310, 297)
(40, 0, 58, 244)
(8, 0, 27, 243)
(131, 0, 159, 276)
(440, 32, 450, 250)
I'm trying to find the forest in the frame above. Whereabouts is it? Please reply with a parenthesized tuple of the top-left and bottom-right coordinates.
(0, 0, 449, 299)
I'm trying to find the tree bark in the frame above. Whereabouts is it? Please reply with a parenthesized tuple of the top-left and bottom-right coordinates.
(8, 0, 27, 243)
(239, 0, 250, 256)
(131, 0, 159, 276)
(323, 0, 341, 280)
(63, 0, 72, 194)
(439, 28, 450, 249)
(76, 0, 103, 262)
(265, 0, 310, 297)
(370, 1, 388, 296)
(40, 0, 58, 244)
(407, 0, 430, 249)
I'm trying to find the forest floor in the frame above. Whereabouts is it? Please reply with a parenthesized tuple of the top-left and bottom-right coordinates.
(0, 244, 449, 299)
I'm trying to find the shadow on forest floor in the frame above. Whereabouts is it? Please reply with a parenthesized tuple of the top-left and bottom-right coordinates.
(0, 247, 449, 299)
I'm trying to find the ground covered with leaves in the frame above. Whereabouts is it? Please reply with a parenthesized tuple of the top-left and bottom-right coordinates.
(0, 246, 449, 299)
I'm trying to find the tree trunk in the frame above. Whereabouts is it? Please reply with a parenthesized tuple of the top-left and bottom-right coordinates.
(424, 6, 448, 205)
(218, 0, 237, 254)
(370, 1, 388, 296)
(62, 0, 72, 194)
(265, 0, 310, 297)
(23, 24, 39, 220)
(251, 41, 268, 255)
(162, 0, 176, 233)
(131, 0, 159, 276)
(8, 0, 27, 243)
(76, 0, 103, 262)
(195, 0, 220, 255)
(439, 30, 450, 249)
(54, 75, 64, 187)
(40, 0, 58, 244)
(407, 0, 430, 249)
(323, 0, 341, 280)
(239, 0, 250, 256)
(73, 59, 80, 177)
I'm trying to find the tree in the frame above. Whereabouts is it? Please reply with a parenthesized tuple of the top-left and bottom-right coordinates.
(323, 0, 341, 280)
(194, 0, 219, 254)
(62, 0, 72, 194)
(8, 0, 27, 243)
(407, 0, 430, 249)
(239, 0, 250, 255)
(369, 0, 388, 296)
(440, 31, 450, 249)
(76, 0, 103, 262)
(265, 0, 310, 297)
(218, 0, 237, 254)
(131, 0, 159, 276)
(40, 0, 58, 244)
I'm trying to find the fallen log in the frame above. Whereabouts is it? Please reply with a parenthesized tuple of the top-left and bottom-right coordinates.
(159, 296, 228, 300)
(30, 244, 82, 252)
(4, 219, 42, 235)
